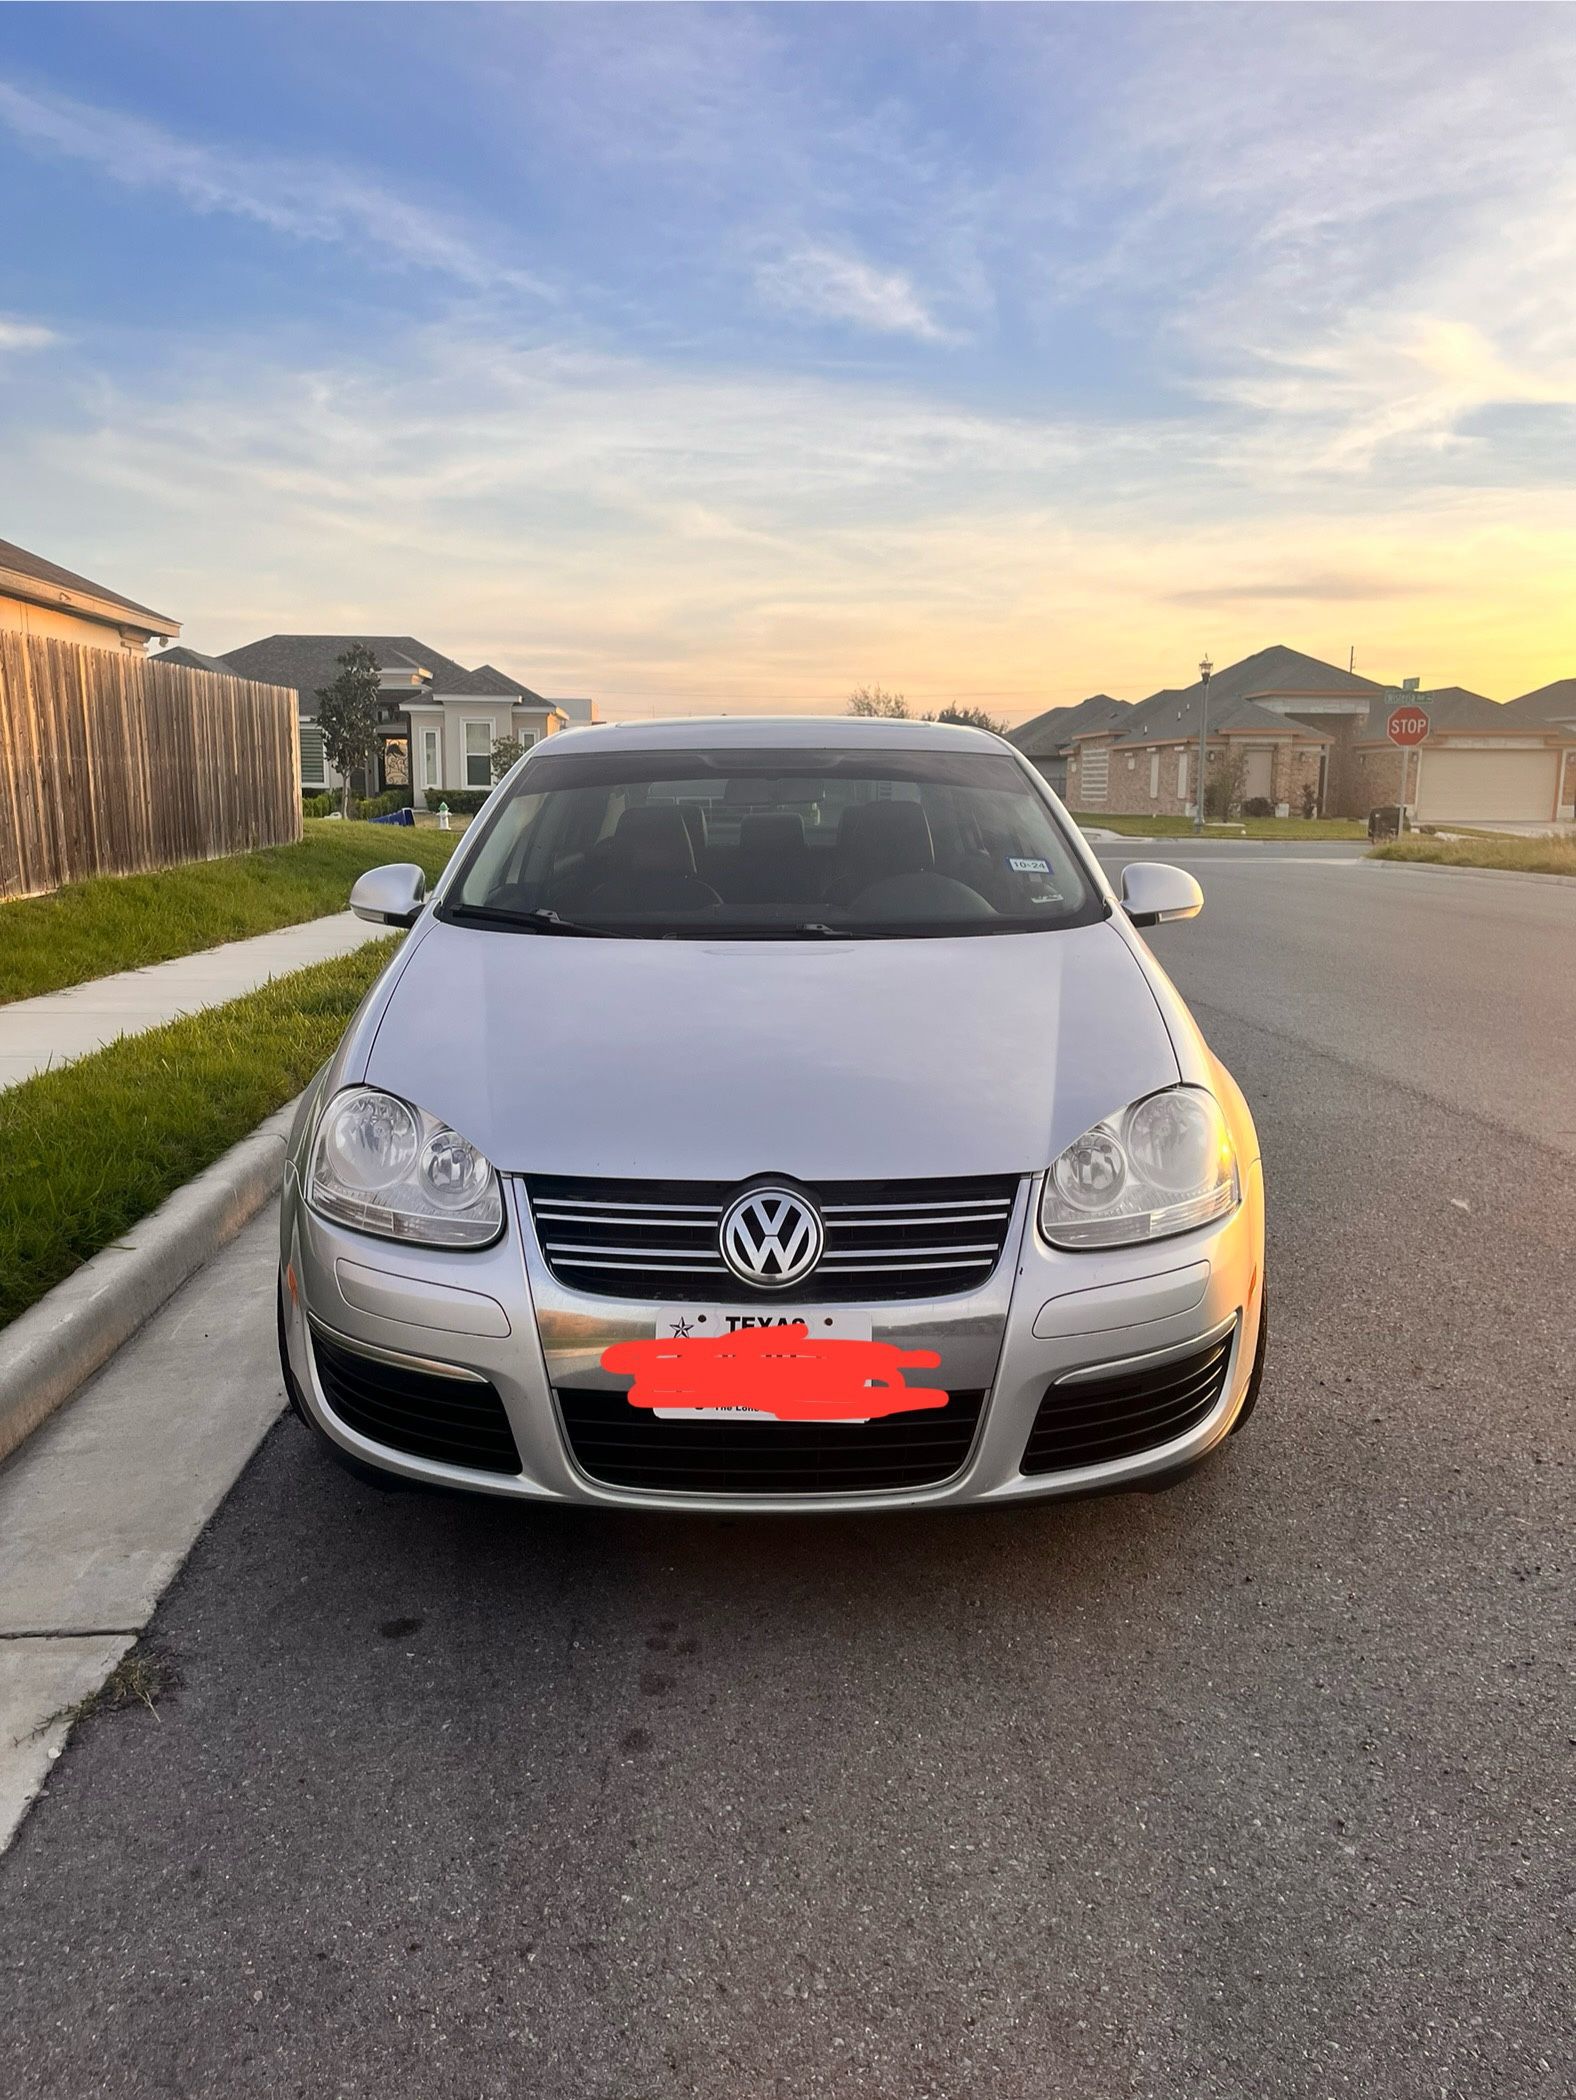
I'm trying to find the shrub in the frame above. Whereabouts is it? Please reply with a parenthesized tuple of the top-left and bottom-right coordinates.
(356, 788, 413, 819)
(1242, 795, 1275, 819)
(301, 790, 337, 819)
(427, 788, 492, 815)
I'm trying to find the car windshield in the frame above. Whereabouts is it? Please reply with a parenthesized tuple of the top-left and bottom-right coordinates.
(442, 745, 1103, 939)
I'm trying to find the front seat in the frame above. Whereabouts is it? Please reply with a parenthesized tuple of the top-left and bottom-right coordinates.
(728, 811, 817, 908)
(827, 799, 994, 920)
(827, 800, 936, 901)
(584, 805, 721, 917)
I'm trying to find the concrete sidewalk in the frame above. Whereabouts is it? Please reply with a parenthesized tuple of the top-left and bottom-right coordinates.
(0, 912, 381, 1090)
(0, 1207, 285, 1847)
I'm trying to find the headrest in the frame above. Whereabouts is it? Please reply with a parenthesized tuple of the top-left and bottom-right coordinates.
(676, 801, 709, 856)
(739, 812, 807, 856)
(839, 799, 934, 877)
(613, 804, 697, 876)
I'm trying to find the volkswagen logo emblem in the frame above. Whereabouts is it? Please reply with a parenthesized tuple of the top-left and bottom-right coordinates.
(719, 1185, 824, 1290)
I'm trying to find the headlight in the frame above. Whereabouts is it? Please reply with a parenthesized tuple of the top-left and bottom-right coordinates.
(307, 1087, 503, 1248)
(1040, 1087, 1238, 1249)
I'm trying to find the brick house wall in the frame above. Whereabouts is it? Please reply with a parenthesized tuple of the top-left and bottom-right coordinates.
(1068, 737, 1197, 816)
(1069, 735, 1324, 817)
(1271, 742, 1325, 815)
(1278, 712, 1366, 815)
(1354, 744, 1410, 811)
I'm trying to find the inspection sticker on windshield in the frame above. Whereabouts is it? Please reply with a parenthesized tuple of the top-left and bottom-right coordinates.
(1008, 856, 1050, 874)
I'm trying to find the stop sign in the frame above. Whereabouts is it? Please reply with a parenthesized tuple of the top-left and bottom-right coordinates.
(1387, 704, 1429, 747)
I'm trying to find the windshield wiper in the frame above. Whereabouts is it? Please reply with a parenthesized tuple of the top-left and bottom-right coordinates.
(445, 904, 619, 938)
(787, 922, 881, 939)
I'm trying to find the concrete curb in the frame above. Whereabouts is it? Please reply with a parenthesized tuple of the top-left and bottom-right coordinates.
(0, 1095, 302, 1468)
(1366, 855, 1576, 890)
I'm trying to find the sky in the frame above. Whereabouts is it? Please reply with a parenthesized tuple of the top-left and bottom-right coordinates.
(2, 1, 1574, 721)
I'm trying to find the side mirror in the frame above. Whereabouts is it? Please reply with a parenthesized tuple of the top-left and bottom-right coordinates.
(350, 863, 427, 928)
(1120, 861, 1203, 928)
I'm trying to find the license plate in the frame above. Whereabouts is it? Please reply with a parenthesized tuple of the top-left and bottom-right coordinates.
(650, 1305, 873, 1420)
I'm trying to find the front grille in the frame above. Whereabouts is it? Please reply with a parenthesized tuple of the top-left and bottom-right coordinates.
(312, 1329, 521, 1475)
(558, 1386, 986, 1495)
(1021, 1333, 1233, 1476)
(526, 1174, 1020, 1302)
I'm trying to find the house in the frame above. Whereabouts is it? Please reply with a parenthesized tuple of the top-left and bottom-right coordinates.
(212, 635, 571, 807)
(0, 536, 179, 655)
(549, 696, 606, 726)
(1505, 679, 1576, 817)
(150, 645, 238, 677)
(1007, 694, 1130, 797)
(1065, 647, 1343, 818)
(1352, 687, 1575, 825)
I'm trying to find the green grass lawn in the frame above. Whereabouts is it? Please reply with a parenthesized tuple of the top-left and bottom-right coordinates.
(1070, 812, 1368, 841)
(0, 940, 396, 1330)
(1370, 835, 1576, 877)
(0, 820, 460, 1006)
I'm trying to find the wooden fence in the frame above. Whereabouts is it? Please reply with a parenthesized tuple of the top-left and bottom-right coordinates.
(0, 634, 301, 899)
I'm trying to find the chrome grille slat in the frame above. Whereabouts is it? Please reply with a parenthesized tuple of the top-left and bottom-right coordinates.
(819, 1209, 1017, 1226)
(537, 1209, 722, 1226)
(819, 1251, 991, 1268)
(552, 1256, 731, 1274)
(546, 1243, 730, 1262)
(819, 1234, 991, 1251)
(527, 1173, 1021, 1304)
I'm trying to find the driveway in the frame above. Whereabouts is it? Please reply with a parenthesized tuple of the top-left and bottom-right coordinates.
(0, 852, 1570, 2099)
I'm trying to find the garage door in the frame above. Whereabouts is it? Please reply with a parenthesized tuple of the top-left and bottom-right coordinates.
(1414, 748, 1559, 823)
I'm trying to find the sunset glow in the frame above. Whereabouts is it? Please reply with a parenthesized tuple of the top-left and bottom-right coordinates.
(3, 4, 1573, 716)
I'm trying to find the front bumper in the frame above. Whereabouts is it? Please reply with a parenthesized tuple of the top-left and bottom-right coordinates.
(279, 1163, 1265, 1512)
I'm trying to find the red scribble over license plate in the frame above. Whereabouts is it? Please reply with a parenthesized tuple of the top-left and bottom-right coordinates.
(599, 1323, 946, 1424)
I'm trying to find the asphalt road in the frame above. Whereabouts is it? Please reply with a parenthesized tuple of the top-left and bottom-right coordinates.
(2, 855, 1571, 2099)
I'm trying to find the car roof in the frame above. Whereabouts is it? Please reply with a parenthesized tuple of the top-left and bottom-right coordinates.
(527, 714, 1008, 755)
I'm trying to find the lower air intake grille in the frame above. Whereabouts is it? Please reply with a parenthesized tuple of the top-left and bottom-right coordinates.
(557, 1386, 986, 1495)
(526, 1175, 1019, 1302)
(1021, 1333, 1233, 1475)
(312, 1329, 521, 1475)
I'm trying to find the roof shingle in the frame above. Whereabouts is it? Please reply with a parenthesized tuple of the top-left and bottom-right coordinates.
(0, 535, 176, 630)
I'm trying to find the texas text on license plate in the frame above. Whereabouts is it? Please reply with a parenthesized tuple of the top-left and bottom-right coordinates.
(650, 1305, 872, 1421)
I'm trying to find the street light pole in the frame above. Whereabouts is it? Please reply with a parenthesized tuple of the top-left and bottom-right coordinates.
(1194, 655, 1213, 834)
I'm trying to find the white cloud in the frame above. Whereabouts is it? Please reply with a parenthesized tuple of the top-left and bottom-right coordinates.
(1029, 6, 1576, 474)
(0, 79, 551, 298)
(755, 245, 954, 342)
(0, 314, 57, 352)
(12, 322, 1569, 716)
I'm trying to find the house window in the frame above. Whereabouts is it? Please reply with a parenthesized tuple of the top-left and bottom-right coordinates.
(420, 728, 440, 789)
(1149, 751, 1160, 799)
(1177, 752, 1189, 804)
(464, 720, 493, 789)
(300, 723, 326, 788)
(1080, 748, 1109, 805)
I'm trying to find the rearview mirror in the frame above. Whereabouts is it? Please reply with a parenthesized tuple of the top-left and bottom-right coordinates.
(350, 863, 427, 928)
(1120, 861, 1203, 928)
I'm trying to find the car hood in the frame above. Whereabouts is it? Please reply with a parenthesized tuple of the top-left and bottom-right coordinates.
(362, 918, 1179, 1182)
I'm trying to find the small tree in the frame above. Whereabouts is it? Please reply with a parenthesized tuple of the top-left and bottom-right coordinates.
(933, 704, 1007, 735)
(315, 644, 382, 821)
(1204, 746, 1247, 823)
(491, 734, 527, 780)
(848, 685, 909, 718)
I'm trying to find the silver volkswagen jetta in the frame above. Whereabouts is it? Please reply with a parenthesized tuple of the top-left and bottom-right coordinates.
(277, 717, 1265, 1509)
